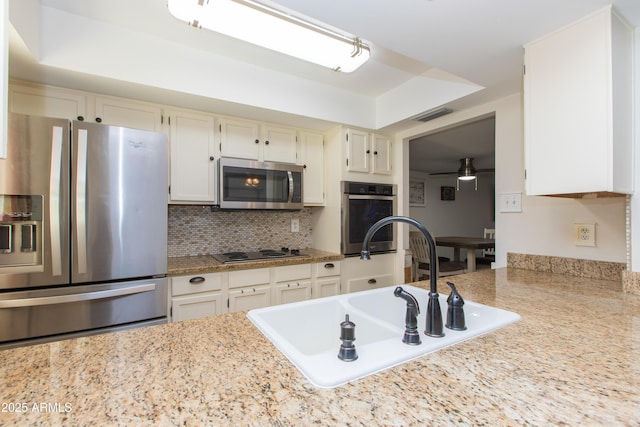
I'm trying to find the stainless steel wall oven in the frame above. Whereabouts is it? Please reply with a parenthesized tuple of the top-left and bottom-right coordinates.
(341, 181, 397, 256)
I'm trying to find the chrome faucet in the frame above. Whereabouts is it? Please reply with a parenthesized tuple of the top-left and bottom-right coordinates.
(360, 216, 444, 337)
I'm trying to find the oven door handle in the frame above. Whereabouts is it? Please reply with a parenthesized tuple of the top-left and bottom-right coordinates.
(287, 171, 294, 203)
(0, 283, 157, 308)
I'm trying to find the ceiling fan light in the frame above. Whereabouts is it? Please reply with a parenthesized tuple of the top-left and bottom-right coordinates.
(167, 0, 370, 72)
(457, 157, 477, 180)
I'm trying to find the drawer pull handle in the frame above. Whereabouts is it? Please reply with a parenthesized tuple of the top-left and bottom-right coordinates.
(368, 278, 377, 284)
(324, 263, 335, 269)
(189, 276, 205, 284)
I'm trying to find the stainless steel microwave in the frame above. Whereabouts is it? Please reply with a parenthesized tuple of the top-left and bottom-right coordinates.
(218, 157, 303, 210)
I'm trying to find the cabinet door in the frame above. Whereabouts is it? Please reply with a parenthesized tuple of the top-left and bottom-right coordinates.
(168, 110, 217, 203)
(274, 280, 312, 305)
(346, 129, 370, 173)
(314, 277, 340, 298)
(172, 292, 224, 322)
(228, 285, 271, 312)
(219, 117, 261, 160)
(94, 96, 162, 132)
(523, 7, 632, 195)
(300, 131, 325, 205)
(371, 134, 392, 175)
(9, 83, 87, 121)
(263, 125, 297, 163)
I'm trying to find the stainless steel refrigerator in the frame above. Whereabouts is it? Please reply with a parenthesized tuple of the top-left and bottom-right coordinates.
(0, 114, 168, 348)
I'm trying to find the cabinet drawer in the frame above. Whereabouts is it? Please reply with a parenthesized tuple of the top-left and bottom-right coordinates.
(172, 273, 222, 296)
(229, 268, 270, 289)
(347, 274, 393, 293)
(315, 261, 341, 278)
(274, 264, 311, 282)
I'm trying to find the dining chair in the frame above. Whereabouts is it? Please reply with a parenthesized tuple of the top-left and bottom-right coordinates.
(476, 227, 495, 266)
(409, 232, 466, 280)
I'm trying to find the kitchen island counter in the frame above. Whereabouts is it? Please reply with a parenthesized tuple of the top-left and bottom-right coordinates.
(1, 268, 638, 426)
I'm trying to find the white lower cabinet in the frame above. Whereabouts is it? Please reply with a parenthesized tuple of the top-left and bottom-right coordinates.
(313, 261, 341, 298)
(228, 285, 271, 312)
(274, 281, 312, 305)
(171, 273, 224, 322)
(170, 260, 343, 321)
(342, 253, 395, 294)
(228, 268, 271, 312)
(172, 293, 224, 322)
(273, 264, 312, 305)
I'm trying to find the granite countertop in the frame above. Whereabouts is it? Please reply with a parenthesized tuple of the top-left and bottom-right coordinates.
(1, 268, 639, 425)
(168, 248, 344, 276)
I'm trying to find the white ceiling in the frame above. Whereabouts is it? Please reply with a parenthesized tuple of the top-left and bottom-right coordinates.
(8, 1, 640, 144)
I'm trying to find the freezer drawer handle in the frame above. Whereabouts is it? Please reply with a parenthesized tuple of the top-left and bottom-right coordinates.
(0, 283, 157, 308)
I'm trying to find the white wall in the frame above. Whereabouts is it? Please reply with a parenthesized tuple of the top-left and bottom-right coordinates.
(409, 171, 494, 260)
(397, 93, 627, 268)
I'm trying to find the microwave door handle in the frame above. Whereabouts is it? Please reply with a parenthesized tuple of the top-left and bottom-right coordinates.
(49, 125, 64, 276)
(287, 171, 294, 203)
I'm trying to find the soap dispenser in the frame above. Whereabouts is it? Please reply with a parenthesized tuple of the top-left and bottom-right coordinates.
(445, 281, 467, 331)
(338, 314, 358, 361)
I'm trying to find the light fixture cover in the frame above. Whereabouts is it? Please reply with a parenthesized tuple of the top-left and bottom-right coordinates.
(167, 0, 370, 72)
(457, 158, 477, 180)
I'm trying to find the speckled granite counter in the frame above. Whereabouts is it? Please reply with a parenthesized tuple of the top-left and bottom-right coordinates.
(2, 268, 639, 426)
(168, 248, 343, 276)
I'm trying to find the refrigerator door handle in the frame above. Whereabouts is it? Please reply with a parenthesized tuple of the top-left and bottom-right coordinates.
(0, 283, 157, 308)
(76, 128, 88, 274)
(49, 126, 64, 276)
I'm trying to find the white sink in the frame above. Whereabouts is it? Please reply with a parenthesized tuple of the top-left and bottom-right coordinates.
(247, 285, 520, 388)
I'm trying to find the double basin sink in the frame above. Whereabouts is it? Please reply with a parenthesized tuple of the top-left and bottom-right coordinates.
(247, 284, 521, 388)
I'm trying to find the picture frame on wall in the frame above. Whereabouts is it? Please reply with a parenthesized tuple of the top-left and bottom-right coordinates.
(440, 186, 455, 201)
(409, 180, 426, 206)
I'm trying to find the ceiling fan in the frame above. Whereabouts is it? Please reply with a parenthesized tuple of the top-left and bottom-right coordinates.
(429, 158, 495, 190)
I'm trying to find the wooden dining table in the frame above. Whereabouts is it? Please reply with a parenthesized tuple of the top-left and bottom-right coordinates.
(435, 236, 495, 272)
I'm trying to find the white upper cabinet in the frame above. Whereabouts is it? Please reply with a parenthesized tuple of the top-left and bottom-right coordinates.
(94, 96, 163, 132)
(219, 117, 261, 160)
(371, 134, 392, 175)
(0, 1, 6, 158)
(345, 128, 392, 177)
(219, 118, 297, 163)
(524, 6, 633, 196)
(299, 130, 325, 205)
(262, 124, 297, 163)
(9, 82, 88, 121)
(167, 108, 217, 204)
(8, 82, 163, 133)
(346, 129, 370, 173)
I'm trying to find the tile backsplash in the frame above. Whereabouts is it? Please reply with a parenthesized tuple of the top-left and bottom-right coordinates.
(168, 206, 314, 257)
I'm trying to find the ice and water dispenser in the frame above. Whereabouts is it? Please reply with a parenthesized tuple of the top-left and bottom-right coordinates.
(0, 195, 42, 268)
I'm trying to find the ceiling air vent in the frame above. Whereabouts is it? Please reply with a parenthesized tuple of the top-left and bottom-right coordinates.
(414, 107, 453, 122)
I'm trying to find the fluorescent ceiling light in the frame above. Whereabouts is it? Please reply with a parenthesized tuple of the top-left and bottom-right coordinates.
(167, 0, 370, 72)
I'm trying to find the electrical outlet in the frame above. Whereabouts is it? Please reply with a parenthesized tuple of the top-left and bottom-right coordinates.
(291, 218, 300, 233)
(574, 223, 596, 247)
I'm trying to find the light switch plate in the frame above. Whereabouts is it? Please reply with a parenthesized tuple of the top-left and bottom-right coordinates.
(499, 192, 522, 212)
(574, 223, 596, 247)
